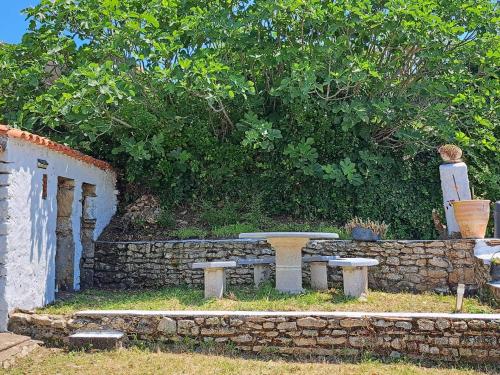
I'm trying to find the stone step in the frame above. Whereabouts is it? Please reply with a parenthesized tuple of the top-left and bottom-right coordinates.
(69, 330, 125, 350)
(0, 333, 40, 369)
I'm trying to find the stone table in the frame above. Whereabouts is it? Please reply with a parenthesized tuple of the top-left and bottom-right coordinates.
(238, 232, 338, 293)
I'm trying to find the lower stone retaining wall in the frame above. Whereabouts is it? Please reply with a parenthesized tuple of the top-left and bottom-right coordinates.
(94, 239, 490, 293)
(8, 310, 500, 363)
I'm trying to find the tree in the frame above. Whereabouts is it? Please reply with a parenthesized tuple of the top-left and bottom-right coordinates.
(1, 0, 498, 238)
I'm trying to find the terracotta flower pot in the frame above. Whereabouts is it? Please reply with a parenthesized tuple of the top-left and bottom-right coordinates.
(452, 200, 490, 239)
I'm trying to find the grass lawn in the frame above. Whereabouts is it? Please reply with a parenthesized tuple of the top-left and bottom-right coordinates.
(38, 284, 496, 315)
(2, 347, 498, 375)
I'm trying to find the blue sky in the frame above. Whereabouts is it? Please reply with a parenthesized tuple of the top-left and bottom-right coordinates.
(0, 1, 39, 44)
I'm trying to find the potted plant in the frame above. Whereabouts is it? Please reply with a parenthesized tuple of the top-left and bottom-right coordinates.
(451, 199, 491, 239)
(345, 217, 389, 241)
(491, 252, 500, 281)
(437, 144, 491, 239)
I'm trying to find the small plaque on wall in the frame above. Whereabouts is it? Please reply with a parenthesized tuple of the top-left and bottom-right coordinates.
(37, 159, 48, 169)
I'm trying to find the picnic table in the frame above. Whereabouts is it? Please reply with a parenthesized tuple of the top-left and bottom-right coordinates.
(238, 232, 338, 293)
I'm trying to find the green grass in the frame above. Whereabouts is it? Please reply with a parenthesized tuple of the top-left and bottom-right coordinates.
(3, 347, 497, 375)
(212, 223, 260, 238)
(169, 227, 208, 239)
(165, 222, 349, 240)
(38, 284, 496, 315)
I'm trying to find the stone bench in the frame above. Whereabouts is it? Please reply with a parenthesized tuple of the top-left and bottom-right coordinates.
(302, 256, 340, 290)
(192, 261, 237, 298)
(237, 257, 275, 287)
(328, 258, 379, 298)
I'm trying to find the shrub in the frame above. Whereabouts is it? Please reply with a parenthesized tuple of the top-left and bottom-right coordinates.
(1, 0, 498, 239)
(345, 217, 389, 238)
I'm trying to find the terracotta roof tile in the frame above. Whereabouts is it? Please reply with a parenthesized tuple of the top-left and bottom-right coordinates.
(0, 124, 113, 171)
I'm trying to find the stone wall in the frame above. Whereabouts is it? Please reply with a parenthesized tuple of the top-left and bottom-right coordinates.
(93, 239, 490, 294)
(8, 310, 500, 363)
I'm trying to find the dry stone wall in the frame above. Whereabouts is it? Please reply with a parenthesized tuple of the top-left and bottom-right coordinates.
(8, 310, 500, 363)
(93, 239, 489, 294)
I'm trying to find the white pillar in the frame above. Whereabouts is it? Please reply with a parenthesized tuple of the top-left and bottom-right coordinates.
(310, 262, 328, 290)
(439, 162, 471, 236)
(268, 237, 308, 294)
(204, 268, 226, 298)
(342, 266, 368, 297)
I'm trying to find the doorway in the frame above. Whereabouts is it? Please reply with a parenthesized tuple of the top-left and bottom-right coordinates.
(55, 177, 75, 292)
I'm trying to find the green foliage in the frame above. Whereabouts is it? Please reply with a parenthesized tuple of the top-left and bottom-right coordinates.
(170, 227, 207, 240)
(1, 0, 499, 238)
(199, 202, 242, 228)
(157, 210, 176, 228)
(211, 224, 260, 238)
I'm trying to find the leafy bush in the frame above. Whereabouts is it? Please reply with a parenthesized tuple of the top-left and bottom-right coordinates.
(1, 0, 498, 238)
(157, 210, 176, 229)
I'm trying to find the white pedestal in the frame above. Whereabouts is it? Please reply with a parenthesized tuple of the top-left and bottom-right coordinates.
(204, 268, 226, 298)
(342, 266, 368, 297)
(268, 237, 309, 294)
(310, 262, 328, 290)
(439, 163, 471, 236)
(253, 264, 271, 287)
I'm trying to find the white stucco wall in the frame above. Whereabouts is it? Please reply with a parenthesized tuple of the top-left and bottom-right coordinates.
(0, 137, 117, 331)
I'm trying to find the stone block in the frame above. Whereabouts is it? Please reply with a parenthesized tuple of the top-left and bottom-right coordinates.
(157, 318, 176, 335)
(293, 337, 316, 346)
(340, 319, 368, 328)
(277, 322, 297, 330)
(296, 317, 327, 329)
(317, 336, 346, 346)
(417, 319, 435, 331)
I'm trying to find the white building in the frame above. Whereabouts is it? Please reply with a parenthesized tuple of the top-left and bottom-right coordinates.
(0, 125, 117, 331)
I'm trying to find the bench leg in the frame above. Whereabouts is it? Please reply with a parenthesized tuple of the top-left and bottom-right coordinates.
(310, 262, 328, 290)
(204, 268, 226, 298)
(254, 264, 271, 287)
(342, 266, 368, 297)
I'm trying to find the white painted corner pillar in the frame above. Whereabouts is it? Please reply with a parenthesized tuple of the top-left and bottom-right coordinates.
(439, 162, 471, 236)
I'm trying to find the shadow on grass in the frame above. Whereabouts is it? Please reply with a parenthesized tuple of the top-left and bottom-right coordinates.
(110, 340, 500, 374)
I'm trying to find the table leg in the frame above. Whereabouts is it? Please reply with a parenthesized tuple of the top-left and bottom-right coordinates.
(342, 266, 368, 297)
(268, 237, 309, 294)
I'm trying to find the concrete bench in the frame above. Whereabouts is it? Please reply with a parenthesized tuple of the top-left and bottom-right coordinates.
(328, 258, 379, 298)
(192, 261, 237, 298)
(302, 256, 339, 290)
(237, 257, 275, 287)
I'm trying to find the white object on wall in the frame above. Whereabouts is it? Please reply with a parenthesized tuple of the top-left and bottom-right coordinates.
(439, 162, 471, 236)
